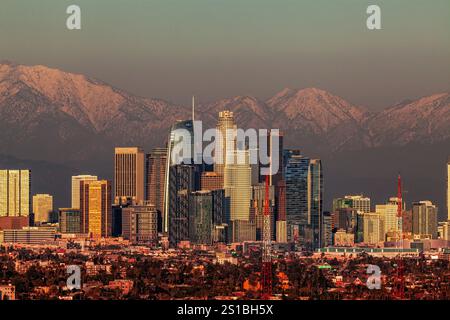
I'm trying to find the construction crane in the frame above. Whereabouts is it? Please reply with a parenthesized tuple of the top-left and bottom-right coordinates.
(261, 174, 272, 298)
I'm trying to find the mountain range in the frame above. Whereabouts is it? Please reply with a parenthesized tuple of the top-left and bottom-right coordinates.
(1, 61, 449, 217)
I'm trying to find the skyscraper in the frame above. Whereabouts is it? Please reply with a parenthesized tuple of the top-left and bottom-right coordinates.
(361, 212, 383, 244)
(168, 164, 200, 247)
(284, 154, 323, 250)
(309, 159, 323, 249)
(80, 180, 112, 238)
(122, 201, 158, 244)
(251, 183, 275, 241)
(333, 195, 371, 213)
(214, 111, 236, 177)
(224, 150, 254, 242)
(114, 147, 145, 204)
(412, 201, 438, 239)
(376, 197, 402, 240)
(59, 208, 82, 234)
(164, 120, 195, 233)
(145, 148, 167, 220)
(32, 194, 53, 224)
(189, 190, 214, 245)
(71, 175, 97, 209)
(0, 170, 31, 217)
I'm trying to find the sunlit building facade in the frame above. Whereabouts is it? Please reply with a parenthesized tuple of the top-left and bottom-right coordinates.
(80, 180, 112, 237)
(71, 175, 97, 209)
(0, 170, 31, 217)
(32, 194, 53, 224)
(114, 147, 145, 204)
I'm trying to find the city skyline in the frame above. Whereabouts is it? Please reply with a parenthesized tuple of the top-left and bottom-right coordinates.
(1, 0, 449, 303)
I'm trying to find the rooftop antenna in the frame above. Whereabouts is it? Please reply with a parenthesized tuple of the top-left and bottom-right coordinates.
(192, 95, 195, 121)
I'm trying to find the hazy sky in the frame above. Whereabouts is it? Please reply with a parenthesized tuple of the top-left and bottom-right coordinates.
(1, 0, 449, 109)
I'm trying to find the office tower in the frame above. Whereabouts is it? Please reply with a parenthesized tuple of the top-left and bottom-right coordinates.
(333, 208, 358, 233)
(224, 150, 254, 242)
(284, 154, 323, 250)
(402, 209, 413, 237)
(333, 195, 371, 213)
(275, 180, 287, 243)
(164, 120, 195, 233)
(211, 189, 229, 243)
(251, 183, 275, 241)
(361, 212, 383, 244)
(32, 194, 53, 224)
(0, 170, 31, 217)
(258, 130, 284, 185)
(376, 197, 402, 239)
(145, 148, 167, 221)
(59, 208, 82, 234)
(189, 191, 213, 244)
(285, 154, 309, 244)
(168, 164, 200, 247)
(114, 147, 145, 204)
(321, 211, 333, 247)
(448, 159, 450, 221)
(309, 159, 323, 249)
(201, 172, 223, 191)
(71, 175, 97, 209)
(80, 180, 112, 238)
(215, 111, 237, 176)
(412, 201, 438, 239)
(122, 201, 158, 244)
(111, 198, 132, 237)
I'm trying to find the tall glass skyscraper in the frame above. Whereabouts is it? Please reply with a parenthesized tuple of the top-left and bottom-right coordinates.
(163, 120, 195, 233)
(0, 170, 31, 217)
(284, 153, 323, 250)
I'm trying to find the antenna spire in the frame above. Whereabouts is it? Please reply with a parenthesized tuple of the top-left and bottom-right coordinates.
(192, 95, 195, 121)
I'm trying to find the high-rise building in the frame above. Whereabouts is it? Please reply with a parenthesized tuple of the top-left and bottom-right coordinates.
(114, 147, 145, 204)
(168, 164, 200, 247)
(285, 154, 309, 245)
(333, 195, 371, 213)
(376, 197, 402, 240)
(361, 212, 383, 244)
(111, 198, 132, 237)
(59, 208, 82, 234)
(309, 159, 323, 249)
(145, 148, 167, 220)
(164, 120, 195, 233)
(275, 180, 287, 243)
(80, 180, 112, 238)
(284, 154, 323, 250)
(189, 191, 213, 245)
(0, 170, 31, 217)
(224, 150, 254, 242)
(71, 175, 97, 209)
(122, 201, 158, 244)
(214, 111, 237, 177)
(251, 183, 275, 241)
(333, 208, 358, 234)
(412, 201, 438, 239)
(32, 194, 53, 224)
(321, 211, 333, 247)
